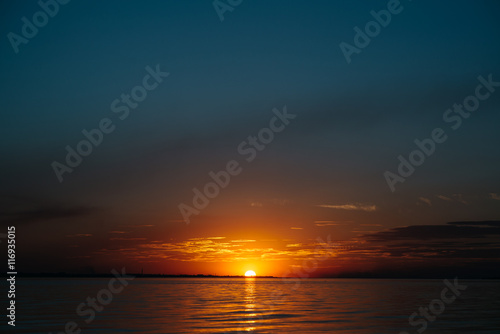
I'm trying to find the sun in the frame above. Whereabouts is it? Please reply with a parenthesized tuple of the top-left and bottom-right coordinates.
(244, 270, 256, 277)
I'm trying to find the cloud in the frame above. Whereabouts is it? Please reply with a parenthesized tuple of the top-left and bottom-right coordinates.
(419, 197, 432, 206)
(314, 221, 346, 227)
(437, 195, 452, 201)
(338, 221, 500, 272)
(490, 193, 500, 201)
(290, 227, 303, 230)
(110, 237, 147, 241)
(0, 196, 94, 224)
(96, 236, 347, 263)
(362, 221, 500, 242)
(249, 199, 292, 208)
(436, 194, 467, 204)
(316, 203, 377, 212)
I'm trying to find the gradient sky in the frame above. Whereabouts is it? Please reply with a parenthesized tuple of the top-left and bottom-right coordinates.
(1, 0, 500, 277)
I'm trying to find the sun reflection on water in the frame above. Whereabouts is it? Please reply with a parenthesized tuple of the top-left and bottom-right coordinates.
(239, 277, 259, 331)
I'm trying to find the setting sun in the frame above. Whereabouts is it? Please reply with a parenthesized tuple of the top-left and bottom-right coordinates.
(244, 270, 256, 277)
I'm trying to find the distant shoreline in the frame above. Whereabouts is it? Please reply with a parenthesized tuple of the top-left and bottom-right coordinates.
(1, 273, 275, 279)
(2, 273, 499, 279)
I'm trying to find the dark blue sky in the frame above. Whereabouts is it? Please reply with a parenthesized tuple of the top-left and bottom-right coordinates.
(1, 0, 499, 274)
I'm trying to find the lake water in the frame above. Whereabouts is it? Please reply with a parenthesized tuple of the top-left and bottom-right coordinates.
(10, 278, 500, 333)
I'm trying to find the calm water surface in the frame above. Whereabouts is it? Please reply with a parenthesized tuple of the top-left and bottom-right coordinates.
(11, 278, 500, 333)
